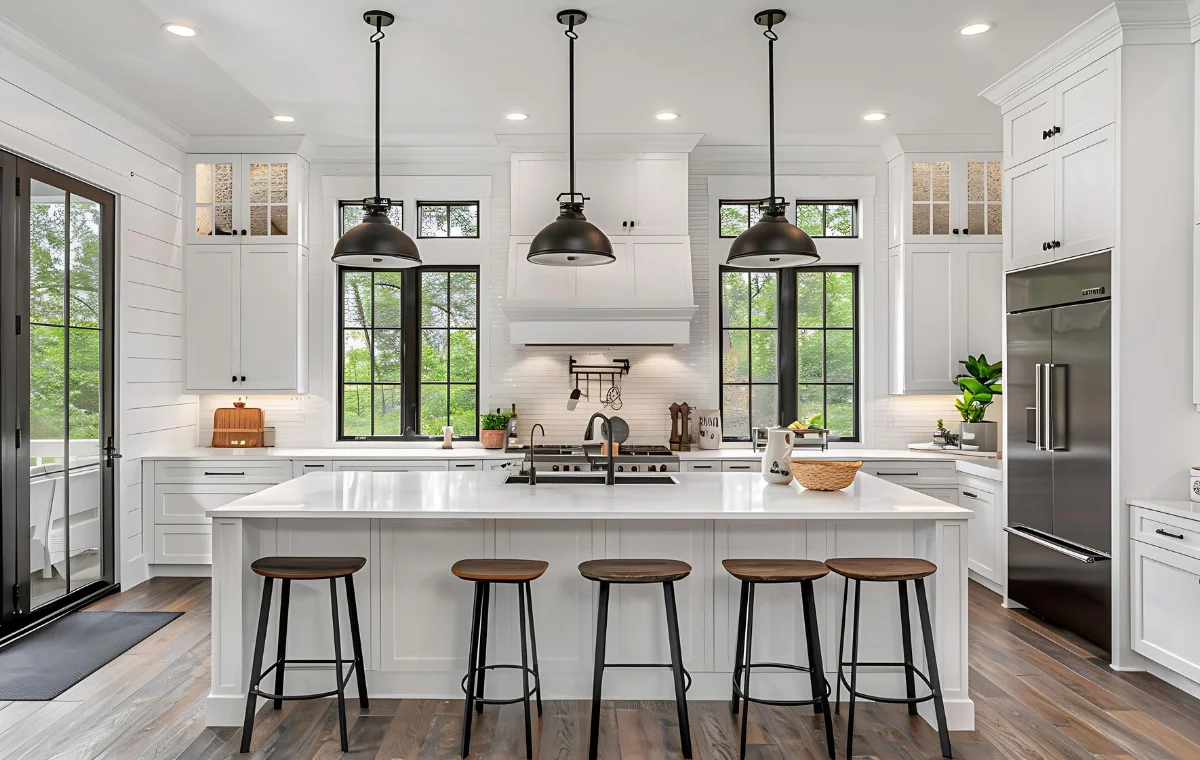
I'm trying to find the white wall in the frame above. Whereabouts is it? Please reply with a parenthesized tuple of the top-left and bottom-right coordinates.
(0, 40, 190, 586)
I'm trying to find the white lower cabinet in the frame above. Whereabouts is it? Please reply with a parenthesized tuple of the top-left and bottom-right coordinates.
(721, 461, 757, 473)
(913, 487, 961, 503)
(685, 461, 720, 472)
(1131, 531, 1200, 683)
(331, 461, 448, 472)
(958, 485, 997, 581)
(154, 525, 214, 564)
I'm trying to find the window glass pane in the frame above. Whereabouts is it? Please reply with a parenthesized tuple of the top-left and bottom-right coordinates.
(796, 272, 823, 328)
(270, 163, 288, 203)
(373, 329, 402, 382)
(967, 203, 985, 236)
(30, 325, 65, 443)
(250, 205, 268, 236)
(449, 272, 477, 327)
(912, 204, 930, 236)
(825, 271, 854, 328)
(723, 385, 750, 440)
(987, 162, 1003, 201)
(196, 206, 213, 237)
(749, 272, 777, 327)
(68, 327, 101, 445)
(797, 329, 823, 382)
(373, 385, 402, 436)
(449, 204, 479, 237)
(373, 272, 402, 328)
(421, 328, 448, 382)
(420, 384, 449, 435)
(450, 385, 478, 435)
(69, 199, 101, 328)
(751, 385, 778, 431)
(449, 330, 477, 382)
(30, 189, 66, 325)
(827, 385, 854, 438)
(342, 272, 371, 328)
(932, 162, 951, 202)
(797, 384, 825, 428)
(932, 203, 950, 235)
(825, 205, 854, 237)
(271, 205, 288, 236)
(343, 330, 371, 383)
(342, 386, 372, 437)
(912, 162, 930, 201)
(722, 271, 749, 328)
(988, 205, 1003, 236)
(722, 330, 749, 383)
(826, 330, 854, 383)
(750, 330, 777, 383)
(419, 204, 448, 237)
(422, 271, 449, 327)
(967, 162, 985, 202)
(195, 164, 213, 204)
(341, 203, 364, 234)
(720, 203, 750, 237)
(796, 204, 823, 237)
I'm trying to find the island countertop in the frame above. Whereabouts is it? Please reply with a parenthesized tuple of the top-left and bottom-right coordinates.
(207, 470, 972, 520)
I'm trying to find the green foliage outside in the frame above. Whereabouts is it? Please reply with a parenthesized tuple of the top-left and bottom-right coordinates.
(955, 355, 1003, 423)
(721, 201, 855, 239)
(418, 203, 478, 238)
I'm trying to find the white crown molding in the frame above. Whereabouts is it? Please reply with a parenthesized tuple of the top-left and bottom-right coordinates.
(494, 132, 705, 153)
(0, 16, 187, 149)
(882, 134, 1003, 160)
(187, 134, 313, 156)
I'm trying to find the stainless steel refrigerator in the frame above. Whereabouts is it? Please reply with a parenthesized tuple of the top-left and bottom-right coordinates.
(1006, 250, 1112, 653)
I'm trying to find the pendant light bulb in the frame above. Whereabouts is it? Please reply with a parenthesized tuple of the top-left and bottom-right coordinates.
(726, 10, 820, 269)
(332, 10, 421, 270)
(527, 9, 615, 267)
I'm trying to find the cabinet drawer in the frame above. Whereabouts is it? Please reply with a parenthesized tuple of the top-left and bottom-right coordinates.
(152, 484, 267, 524)
(153, 460, 292, 484)
(957, 485, 995, 506)
(685, 461, 721, 472)
(333, 460, 448, 472)
(154, 525, 212, 564)
(912, 487, 961, 504)
(449, 460, 484, 471)
(1132, 508, 1200, 559)
(860, 461, 956, 486)
(293, 460, 333, 478)
(1131, 540, 1200, 684)
(721, 461, 758, 473)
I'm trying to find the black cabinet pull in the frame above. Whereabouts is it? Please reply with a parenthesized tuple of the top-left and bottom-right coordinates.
(205, 471, 244, 476)
(962, 491, 979, 499)
(1155, 528, 1185, 540)
(1051, 126, 1061, 136)
(876, 471, 918, 476)
(1043, 129, 1051, 140)
(455, 463, 476, 468)
(1052, 240, 1061, 249)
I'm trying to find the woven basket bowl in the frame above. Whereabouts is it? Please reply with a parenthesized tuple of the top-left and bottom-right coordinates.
(789, 460, 863, 491)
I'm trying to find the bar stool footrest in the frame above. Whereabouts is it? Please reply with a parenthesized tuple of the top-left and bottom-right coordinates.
(249, 657, 359, 702)
(732, 661, 831, 707)
(602, 662, 693, 693)
(837, 660, 936, 705)
(460, 664, 541, 706)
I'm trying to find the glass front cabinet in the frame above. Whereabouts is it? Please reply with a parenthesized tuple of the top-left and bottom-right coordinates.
(888, 153, 1002, 246)
(185, 154, 308, 246)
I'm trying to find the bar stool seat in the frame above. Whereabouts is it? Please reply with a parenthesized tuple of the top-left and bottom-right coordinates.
(251, 556, 366, 579)
(823, 557, 935, 582)
(578, 558, 691, 583)
(452, 558, 548, 582)
(723, 558, 828, 583)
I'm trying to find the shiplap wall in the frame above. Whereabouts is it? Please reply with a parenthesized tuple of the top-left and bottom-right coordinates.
(0, 41, 190, 586)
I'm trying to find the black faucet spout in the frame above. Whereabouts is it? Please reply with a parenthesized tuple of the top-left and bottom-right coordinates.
(583, 412, 616, 485)
(528, 424, 546, 485)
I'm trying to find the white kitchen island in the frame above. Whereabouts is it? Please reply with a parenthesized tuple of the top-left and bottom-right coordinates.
(205, 471, 974, 731)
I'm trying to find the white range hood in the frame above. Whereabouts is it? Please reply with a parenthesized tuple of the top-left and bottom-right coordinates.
(502, 235, 698, 345)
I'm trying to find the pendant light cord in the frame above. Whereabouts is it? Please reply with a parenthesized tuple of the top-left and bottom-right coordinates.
(373, 19, 384, 203)
(566, 19, 578, 200)
(764, 21, 778, 206)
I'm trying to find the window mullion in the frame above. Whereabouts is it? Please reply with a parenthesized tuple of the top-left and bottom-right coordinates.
(778, 268, 797, 428)
(401, 269, 421, 437)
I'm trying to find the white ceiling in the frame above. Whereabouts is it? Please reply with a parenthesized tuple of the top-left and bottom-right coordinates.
(0, 0, 1112, 148)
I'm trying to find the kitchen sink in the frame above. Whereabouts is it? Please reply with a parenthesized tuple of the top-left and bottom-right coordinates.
(503, 474, 678, 485)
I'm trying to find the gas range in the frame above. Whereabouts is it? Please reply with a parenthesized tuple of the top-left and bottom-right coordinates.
(504, 444, 680, 473)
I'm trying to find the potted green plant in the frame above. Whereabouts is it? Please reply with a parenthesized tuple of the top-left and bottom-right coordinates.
(954, 354, 1002, 451)
(480, 412, 511, 449)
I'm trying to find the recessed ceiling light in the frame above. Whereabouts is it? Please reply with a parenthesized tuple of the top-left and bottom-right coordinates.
(506, 112, 529, 121)
(959, 22, 992, 36)
(163, 23, 198, 37)
(862, 112, 889, 122)
(273, 115, 295, 123)
(656, 111, 679, 121)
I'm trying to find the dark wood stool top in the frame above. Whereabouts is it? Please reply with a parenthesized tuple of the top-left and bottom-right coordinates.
(578, 559, 691, 584)
(722, 559, 829, 583)
(250, 556, 366, 580)
(452, 558, 549, 582)
(824, 557, 936, 582)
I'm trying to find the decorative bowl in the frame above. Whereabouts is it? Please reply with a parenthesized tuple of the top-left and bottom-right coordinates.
(789, 460, 862, 491)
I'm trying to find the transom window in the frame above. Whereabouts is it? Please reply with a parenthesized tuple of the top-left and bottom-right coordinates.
(417, 201, 479, 238)
(340, 201, 402, 233)
(720, 266, 859, 442)
(718, 200, 765, 238)
(795, 201, 857, 238)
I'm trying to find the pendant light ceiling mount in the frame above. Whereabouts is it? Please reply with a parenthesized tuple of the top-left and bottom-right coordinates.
(331, 9, 421, 270)
(527, 8, 615, 267)
(726, 9, 820, 270)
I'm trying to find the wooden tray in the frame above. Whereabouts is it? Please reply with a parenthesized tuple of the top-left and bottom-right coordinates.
(212, 406, 265, 448)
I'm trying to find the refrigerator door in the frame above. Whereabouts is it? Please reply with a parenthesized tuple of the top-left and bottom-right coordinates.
(1006, 310, 1053, 534)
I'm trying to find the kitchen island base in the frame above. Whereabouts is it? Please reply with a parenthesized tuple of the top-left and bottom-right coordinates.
(207, 515, 972, 731)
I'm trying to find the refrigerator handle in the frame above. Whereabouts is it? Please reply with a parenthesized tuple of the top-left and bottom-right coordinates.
(1034, 363, 1044, 451)
(1005, 525, 1111, 563)
(1044, 363, 1054, 451)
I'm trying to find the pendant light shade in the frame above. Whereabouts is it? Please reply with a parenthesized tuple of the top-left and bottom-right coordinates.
(332, 10, 421, 269)
(726, 10, 820, 269)
(528, 10, 614, 267)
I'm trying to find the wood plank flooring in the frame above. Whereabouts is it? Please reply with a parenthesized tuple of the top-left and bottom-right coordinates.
(0, 577, 1197, 758)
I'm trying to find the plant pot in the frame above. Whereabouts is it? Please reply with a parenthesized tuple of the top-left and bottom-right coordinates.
(959, 421, 998, 452)
(480, 429, 506, 449)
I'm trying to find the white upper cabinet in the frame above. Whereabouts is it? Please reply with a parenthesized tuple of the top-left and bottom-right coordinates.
(184, 244, 308, 393)
(185, 154, 308, 246)
(511, 154, 689, 238)
(1003, 89, 1055, 169)
(1056, 125, 1116, 260)
(891, 153, 1003, 246)
(1004, 154, 1056, 270)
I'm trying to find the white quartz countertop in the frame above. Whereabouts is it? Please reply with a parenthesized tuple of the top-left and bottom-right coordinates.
(1128, 498, 1200, 522)
(207, 471, 972, 521)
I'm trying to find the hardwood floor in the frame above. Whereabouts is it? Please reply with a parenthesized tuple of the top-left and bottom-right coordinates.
(0, 577, 1197, 758)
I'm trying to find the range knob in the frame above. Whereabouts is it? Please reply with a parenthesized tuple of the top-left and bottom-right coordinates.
(647, 464, 658, 472)
(617, 465, 625, 472)
(574, 465, 582, 472)
(630, 465, 640, 472)
(552, 465, 560, 472)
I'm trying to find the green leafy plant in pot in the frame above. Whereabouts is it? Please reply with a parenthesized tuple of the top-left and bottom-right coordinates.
(954, 354, 1002, 451)
(480, 413, 511, 449)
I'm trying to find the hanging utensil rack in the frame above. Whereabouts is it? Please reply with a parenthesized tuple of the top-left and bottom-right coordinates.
(568, 357, 630, 409)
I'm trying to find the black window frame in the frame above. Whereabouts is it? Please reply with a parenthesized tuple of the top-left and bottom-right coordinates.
(719, 265, 861, 443)
(341, 199, 402, 231)
(415, 200, 481, 239)
(336, 203, 480, 442)
(717, 200, 766, 238)
(794, 200, 859, 238)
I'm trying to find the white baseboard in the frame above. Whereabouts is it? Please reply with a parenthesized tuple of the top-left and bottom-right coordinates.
(967, 570, 1003, 596)
(150, 564, 212, 578)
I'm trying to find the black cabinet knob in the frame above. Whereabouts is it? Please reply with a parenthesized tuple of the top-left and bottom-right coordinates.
(1043, 129, 1050, 140)
(240, 376, 246, 382)
(621, 220, 628, 228)
(629, 220, 635, 230)
(1042, 242, 1050, 251)
(1052, 126, 1061, 136)
(232, 375, 237, 382)
(953, 228, 960, 235)
(1052, 240, 1061, 248)
(963, 228, 970, 235)
(241, 229, 247, 236)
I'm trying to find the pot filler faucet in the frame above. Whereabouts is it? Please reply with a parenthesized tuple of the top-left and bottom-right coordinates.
(583, 412, 617, 486)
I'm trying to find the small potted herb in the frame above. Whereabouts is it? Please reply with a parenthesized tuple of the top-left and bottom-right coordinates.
(954, 354, 1002, 451)
(480, 412, 511, 449)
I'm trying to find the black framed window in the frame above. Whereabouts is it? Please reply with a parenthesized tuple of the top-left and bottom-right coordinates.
(719, 266, 859, 442)
(337, 201, 479, 440)
(795, 200, 857, 238)
(718, 200, 765, 238)
(341, 200, 402, 233)
(416, 201, 479, 239)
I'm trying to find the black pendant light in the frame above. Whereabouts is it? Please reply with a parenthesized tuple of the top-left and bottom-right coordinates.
(527, 10, 615, 267)
(726, 10, 820, 269)
(332, 10, 421, 269)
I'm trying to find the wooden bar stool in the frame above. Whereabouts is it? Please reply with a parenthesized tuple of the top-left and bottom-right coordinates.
(240, 556, 368, 754)
(452, 558, 548, 760)
(724, 559, 835, 760)
(826, 557, 951, 759)
(579, 559, 694, 760)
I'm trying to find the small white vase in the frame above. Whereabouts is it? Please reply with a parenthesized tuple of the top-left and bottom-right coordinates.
(760, 428, 795, 484)
(697, 409, 722, 450)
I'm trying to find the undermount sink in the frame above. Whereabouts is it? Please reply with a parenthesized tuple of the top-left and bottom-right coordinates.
(503, 474, 678, 485)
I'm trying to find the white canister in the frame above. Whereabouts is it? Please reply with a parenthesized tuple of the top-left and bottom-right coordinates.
(761, 428, 795, 484)
(697, 409, 722, 450)
(1191, 467, 1200, 502)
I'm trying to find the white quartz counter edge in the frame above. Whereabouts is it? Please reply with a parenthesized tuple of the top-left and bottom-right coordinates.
(1128, 498, 1200, 522)
(207, 471, 973, 521)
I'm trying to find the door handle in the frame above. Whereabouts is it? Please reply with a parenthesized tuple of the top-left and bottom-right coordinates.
(1043, 363, 1054, 451)
(1034, 364, 1044, 450)
(1004, 525, 1110, 563)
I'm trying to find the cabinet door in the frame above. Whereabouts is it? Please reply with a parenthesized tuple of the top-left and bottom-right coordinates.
(912, 487, 960, 504)
(962, 247, 1003, 362)
(511, 156, 568, 236)
(961, 156, 1004, 243)
(632, 157, 688, 235)
(1003, 89, 1055, 169)
(631, 239, 691, 301)
(1055, 124, 1115, 260)
(241, 155, 298, 244)
(239, 246, 301, 391)
(186, 155, 240, 245)
(959, 486, 996, 580)
(1004, 155, 1055, 271)
(903, 248, 957, 392)
(907, 158, 956, 243)
(1131, 540, 1200, 684)
(184, 245, 239, 391)
(1054, 55, 1116, 148)
(575, 158, 634, 236)
(510, 239, 575, 300)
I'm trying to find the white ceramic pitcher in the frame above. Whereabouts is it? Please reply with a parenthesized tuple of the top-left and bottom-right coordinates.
(760, 427, 795, 484)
